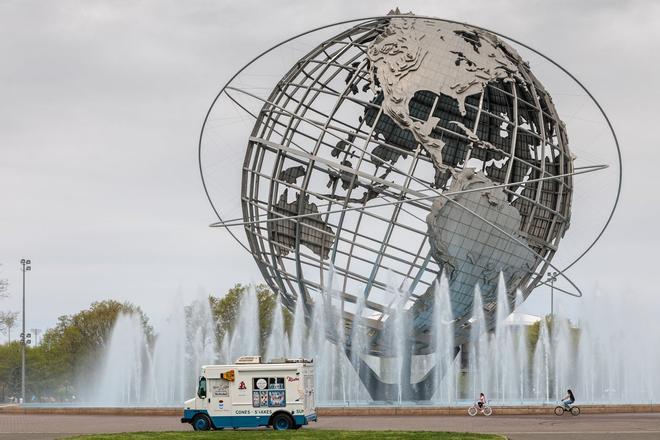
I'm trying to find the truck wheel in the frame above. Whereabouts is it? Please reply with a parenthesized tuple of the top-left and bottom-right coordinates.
(192, 414, 212, 431)
(272, 413, 293, 430)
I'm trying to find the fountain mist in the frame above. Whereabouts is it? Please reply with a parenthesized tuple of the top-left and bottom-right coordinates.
(88, 273, 660, 406)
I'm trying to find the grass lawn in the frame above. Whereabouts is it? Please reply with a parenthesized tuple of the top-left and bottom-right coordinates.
(63, 431, 504, 440)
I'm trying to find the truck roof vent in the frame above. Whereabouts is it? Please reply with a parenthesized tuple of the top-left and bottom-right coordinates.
(235, 356, 262, 364)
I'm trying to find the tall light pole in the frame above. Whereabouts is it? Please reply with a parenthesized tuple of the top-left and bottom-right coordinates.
(547, 271, 558, 319)
(20, 258, 31, 404)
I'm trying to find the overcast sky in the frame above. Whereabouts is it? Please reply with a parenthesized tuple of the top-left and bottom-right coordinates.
(1, 0, 658, 334)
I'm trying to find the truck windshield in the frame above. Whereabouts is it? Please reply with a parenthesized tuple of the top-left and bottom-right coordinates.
(197, 377, 207, 399)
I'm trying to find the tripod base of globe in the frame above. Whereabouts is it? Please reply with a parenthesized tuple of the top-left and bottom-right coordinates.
(346, 346, 460, 402)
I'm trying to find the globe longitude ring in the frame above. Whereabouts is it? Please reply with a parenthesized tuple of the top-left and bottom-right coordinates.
(199, 14, 620, 354)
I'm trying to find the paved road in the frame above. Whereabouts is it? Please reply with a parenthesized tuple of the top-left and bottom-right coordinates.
(1, 413, 660, 439)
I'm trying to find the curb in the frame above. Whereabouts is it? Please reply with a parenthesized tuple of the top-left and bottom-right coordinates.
(1, 404, 658, 416)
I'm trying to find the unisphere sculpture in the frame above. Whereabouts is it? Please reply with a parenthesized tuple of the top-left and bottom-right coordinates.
(204, 13, 588, 400)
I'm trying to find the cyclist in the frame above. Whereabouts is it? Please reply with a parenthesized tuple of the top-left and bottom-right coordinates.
(561, 389, 575, 409)
(477, 392, 487, 410)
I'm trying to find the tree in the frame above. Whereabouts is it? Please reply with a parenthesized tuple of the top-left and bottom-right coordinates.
(256, 287, 292, 349)
(0, 299, 151, 402)
(0, 264, 7, 299)
(0, 311, 19, 344)
(210, 284, 292, 353)
(209, 284, 245, 344)
(0, 342, 21, 401)
(0, 263, 14, 343)
(35, 300, 151, 400)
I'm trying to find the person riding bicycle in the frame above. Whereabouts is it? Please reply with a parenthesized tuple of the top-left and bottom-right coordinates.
(562, 389, 575, 409)
(477, 392, 487, 409)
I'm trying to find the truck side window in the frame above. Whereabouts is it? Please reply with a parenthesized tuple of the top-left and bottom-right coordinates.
(197, 377, 207, 399)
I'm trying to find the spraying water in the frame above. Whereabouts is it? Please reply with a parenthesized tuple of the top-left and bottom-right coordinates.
(432, 272, 455, 404)
(92, 313, 148, 405)
(265, 295, 288, 360)
(290, 295, 306, 358)
(147, 297, 186, 404)
(227, 285, 259, 361)
(88, 274, 660, 406)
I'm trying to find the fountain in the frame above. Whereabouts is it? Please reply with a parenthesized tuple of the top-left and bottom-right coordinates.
(91, 313, 148, 405)
(226, 285, 258, 363)
(432, 273, 456, 404)
(514, 290, 529, 403)
(265, 294, 288, 361)
(86, 272, 660, 407)
(289, 295, 306, 359)
(146, 297, 186, 404)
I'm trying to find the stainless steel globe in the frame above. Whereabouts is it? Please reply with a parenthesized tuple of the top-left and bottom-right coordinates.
(237, 15, 573, 355)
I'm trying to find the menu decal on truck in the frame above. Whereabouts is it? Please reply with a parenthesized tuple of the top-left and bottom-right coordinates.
(212, 382, 229, 397)
(255, 378, 267, 390)
(268, 390, 286, 407)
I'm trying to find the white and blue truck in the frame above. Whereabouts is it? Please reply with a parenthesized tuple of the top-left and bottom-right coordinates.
(181, 356, 316, 431)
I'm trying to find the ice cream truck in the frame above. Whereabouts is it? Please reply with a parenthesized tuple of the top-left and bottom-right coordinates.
(181, 356, 316, 431)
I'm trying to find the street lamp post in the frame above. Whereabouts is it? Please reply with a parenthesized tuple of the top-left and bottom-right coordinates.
(547, 271, 558, 319)
(20, 258, 31, 404)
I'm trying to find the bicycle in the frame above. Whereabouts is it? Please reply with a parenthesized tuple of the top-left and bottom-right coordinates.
(554, 402, 580, 416)
(468, 402, 492, 416)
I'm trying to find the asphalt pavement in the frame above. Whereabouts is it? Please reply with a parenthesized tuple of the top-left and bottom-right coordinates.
(1, 413, 660, 439)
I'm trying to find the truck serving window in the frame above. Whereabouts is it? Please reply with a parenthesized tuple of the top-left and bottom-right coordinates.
(197, 377, 207, 399)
